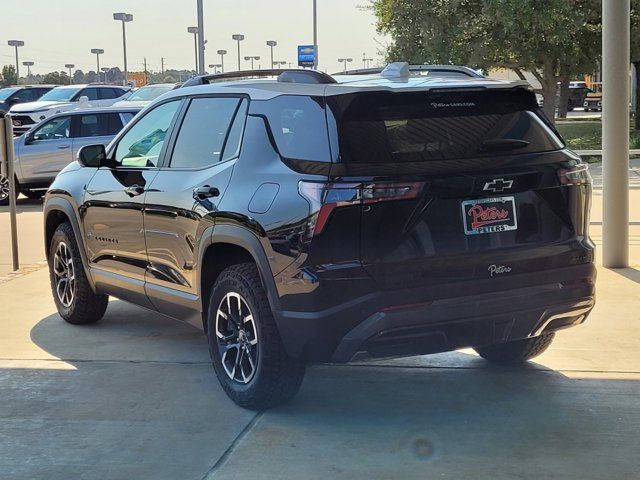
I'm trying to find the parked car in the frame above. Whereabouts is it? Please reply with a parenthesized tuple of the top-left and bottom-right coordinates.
(0, 107, 139, 204)
(584, 92, 602, 111)
(566, 81, 592, 111)
(0, 85, 55, 114)
(9, 84, 131, 136)
(112, 83, 181, 107)
(43, 63, 595, 410)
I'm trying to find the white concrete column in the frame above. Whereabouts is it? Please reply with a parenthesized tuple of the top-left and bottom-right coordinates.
(602, 0, 630, 268)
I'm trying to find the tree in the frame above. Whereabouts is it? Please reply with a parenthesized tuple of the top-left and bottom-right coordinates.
(1, 65, 17, 86)
(42, 71, 68, 85)
(370, 0, 601, 122)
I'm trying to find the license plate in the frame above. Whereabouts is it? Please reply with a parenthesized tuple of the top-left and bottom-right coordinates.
(12, 119, 21, 127)
(462, 196, 517, 235)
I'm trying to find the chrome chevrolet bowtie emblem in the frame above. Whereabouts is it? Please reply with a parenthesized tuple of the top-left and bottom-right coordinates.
(483, 178, 513, 193)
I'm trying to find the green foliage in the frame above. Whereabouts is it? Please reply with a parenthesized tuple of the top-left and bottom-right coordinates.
(1, 65, 17, 86)
(370, 0, 602, 120)
(41, 71, 70, 85)
(556, 120, 640, 150)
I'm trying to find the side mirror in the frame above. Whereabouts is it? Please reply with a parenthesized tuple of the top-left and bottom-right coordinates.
(24, 132, 35, 145)
(77, 144, 107, 168)
(8, 98, 21, 105)
(77, 95, 89, 104)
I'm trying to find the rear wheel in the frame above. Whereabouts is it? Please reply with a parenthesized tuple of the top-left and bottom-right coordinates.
(207, 263, 305, 410)
(49, 222, 108, 324)
(474, 333, 555, 364)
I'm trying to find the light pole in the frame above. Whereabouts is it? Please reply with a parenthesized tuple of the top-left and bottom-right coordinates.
(187, 27, 199, 74)
(244, 56, 260, 70)
(312, 0, 318, 69)
(65, 64, 75, 84)
(338, 58, 352, 72)
(113, 12, 133, 86)
(7, 40, 24, 85)
(196, 0, 205, 74)
(101, 67, 110, 83)
(232, 34, 245, 70)
(274, 61, 287, 69)
(91, 49, 104, 78)
(362, 55, 373, 69)
(266, 40, 277, 69)
(208, 64, 222, 74)
(22, 61, 34, 79)
(217, 49, 227, 72)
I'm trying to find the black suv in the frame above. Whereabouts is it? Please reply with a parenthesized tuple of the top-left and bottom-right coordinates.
(44, 64, 595, 409)
(0, 85, 54, 114)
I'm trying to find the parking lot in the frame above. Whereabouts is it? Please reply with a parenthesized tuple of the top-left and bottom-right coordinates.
(1, 174, 639, 479)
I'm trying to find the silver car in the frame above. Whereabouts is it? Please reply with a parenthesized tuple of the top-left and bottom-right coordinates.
(1, 107, 140, 204)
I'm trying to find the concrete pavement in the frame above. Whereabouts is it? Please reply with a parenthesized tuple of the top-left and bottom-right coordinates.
(0, 263, 639, 479)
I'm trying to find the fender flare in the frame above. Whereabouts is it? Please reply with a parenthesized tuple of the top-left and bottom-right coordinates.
(44, 196, 95, 290)
(199, 223, 281, 314)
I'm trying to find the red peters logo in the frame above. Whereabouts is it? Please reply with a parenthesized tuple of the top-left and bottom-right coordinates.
(467, 204, 510, 230)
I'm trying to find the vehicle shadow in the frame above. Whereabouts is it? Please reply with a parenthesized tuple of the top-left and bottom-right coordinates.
(613, 267, 640, 284)
(0, 196, 43, 214)
(16, 301, 640, 480)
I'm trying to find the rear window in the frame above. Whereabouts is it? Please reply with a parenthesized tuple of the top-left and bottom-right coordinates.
(256, 95, 331, 162)
(327, 89, 564, 164)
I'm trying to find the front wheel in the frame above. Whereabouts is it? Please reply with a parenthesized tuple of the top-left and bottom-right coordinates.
(49, 222, 109, 324)
(207, 263, 305, 410)
(474, 333, 555, 364)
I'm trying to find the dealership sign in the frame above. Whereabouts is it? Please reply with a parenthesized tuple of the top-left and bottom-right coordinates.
(298, 45, 316, 67)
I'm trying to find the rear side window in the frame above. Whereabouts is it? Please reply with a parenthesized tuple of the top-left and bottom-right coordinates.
(257, 95, 331, 162)
(169, 97, 241, 169)
(327, 90, 564, 164)
(77, 113, 123, 137)
(78, 88, 100, 101)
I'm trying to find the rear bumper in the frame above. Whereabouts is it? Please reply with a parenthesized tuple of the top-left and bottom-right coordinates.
(274, 263, 596, 363)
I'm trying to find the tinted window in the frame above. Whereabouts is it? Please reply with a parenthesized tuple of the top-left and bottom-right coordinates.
(77, 113, 123, 137)
(99, 88, 124, 100)
(32, 116, 71, 141)
(114, 101, 181, 167)
(169, 97, 240, 169)
(121, 112, 136, 124)
(328, 90, 564, 164)
(12, 89, 36, 102)
(34, 88, 52, 98)
(222, 99, 248, 161)
(259, 95, 331, 162)
(80, 88, 100, 101)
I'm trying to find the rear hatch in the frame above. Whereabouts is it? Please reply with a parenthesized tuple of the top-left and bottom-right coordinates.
(323, 87, 593, 291)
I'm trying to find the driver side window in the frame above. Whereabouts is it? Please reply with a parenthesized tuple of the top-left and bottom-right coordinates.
(32, 116, 71, 141)
(114, 100, 181, 167)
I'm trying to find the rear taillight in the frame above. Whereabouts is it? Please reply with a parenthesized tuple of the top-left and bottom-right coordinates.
(298, 180, 425, 238)
(558, 163, 591, 186)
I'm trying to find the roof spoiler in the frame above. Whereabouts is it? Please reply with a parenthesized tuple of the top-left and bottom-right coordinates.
(337, 62, 484, 78)
(181, 69, 337, 87)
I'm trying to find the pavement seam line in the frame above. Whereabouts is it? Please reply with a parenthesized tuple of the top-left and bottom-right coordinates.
(200, 411, 264, 480)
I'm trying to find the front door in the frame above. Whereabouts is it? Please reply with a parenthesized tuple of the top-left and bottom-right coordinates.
(17, 115, 72, 184)
(81, 99, 182, 307)
(143, 96, 247, 323)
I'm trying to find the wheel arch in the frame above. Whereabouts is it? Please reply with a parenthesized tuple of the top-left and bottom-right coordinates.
(199, 223, 281, 331)
(44, 196, 95, 291)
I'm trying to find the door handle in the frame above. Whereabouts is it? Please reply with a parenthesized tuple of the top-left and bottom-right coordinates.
(124, 185, 145, 197)
(193, 185, 220, 200)
(58, 145, 70, 149)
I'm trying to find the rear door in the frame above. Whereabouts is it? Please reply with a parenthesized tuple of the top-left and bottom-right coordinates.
(143, 96, 247, 321)
(327, 88, 589, 291)
(72, 112, 123, 157)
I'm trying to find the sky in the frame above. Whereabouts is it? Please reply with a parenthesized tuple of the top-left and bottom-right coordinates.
(1, 0, 387, 77)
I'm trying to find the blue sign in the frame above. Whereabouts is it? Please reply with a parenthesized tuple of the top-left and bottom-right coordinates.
(298, 45, 315, 67)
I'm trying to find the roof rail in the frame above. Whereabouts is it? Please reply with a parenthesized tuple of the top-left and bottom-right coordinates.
(181, 69, 337, 88)
(337, 64, 484, 78)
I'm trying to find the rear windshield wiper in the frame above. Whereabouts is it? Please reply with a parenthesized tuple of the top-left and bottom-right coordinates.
(479, 139, 530, 152)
